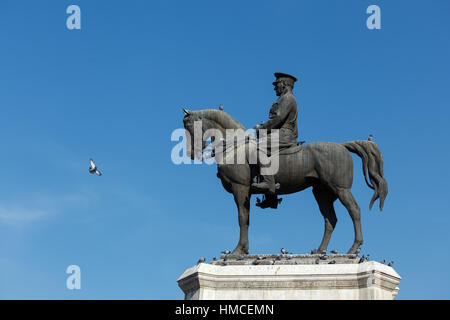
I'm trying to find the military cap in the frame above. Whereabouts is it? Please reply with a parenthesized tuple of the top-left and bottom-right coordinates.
(273, 72, 298, 86)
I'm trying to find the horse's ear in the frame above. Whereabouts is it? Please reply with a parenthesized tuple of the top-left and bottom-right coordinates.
(183, 108, 191, 116)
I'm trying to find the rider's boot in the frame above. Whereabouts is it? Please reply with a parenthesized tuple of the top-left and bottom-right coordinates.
(252, 174, 276, 194)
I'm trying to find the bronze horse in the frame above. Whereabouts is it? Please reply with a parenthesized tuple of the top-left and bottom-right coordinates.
(183, 109, 387, 255)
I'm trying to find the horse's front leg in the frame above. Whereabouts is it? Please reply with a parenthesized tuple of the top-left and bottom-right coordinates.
(231, 183, 251, 256)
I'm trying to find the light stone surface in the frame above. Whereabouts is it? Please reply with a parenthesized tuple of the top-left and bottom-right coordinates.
(177, 258, 401, 300)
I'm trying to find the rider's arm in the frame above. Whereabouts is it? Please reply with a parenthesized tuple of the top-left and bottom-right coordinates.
(260, 98, 293, 130)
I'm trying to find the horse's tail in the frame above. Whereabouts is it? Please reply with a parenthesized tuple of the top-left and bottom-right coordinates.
(341, 141, 388, 211)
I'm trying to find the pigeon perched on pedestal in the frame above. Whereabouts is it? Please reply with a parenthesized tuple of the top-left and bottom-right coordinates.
(221, 250, 231, 255)
(368, 134, 373, 141)
(388, 261, 394, 267)
(281, 248, 288, 255)
(219, 104, 223, 111)
(331, 249, 338, 254)
(89, 159, 102, 176)
(197, 257, 205, 264)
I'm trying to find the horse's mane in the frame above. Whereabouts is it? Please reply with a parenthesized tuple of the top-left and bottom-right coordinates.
(195, 109, 245, 130)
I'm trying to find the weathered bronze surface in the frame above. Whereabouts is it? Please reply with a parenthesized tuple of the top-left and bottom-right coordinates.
(182, 73, 388, 256)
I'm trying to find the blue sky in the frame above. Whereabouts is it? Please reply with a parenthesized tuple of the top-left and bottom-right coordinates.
(0, 0, 449, 299)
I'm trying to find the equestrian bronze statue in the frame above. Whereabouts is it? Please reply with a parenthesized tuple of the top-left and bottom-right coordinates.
(182, 73, 387, 256)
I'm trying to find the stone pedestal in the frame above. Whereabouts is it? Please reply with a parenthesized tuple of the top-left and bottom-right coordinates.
(177, 254, 401, 300)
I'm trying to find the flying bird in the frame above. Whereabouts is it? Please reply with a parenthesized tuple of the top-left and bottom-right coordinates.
(89, 159, 102, 176)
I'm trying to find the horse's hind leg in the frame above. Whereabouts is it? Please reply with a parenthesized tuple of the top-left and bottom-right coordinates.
(231, 183, 251, 256)
(337, 188, 363, 254)
(313, 186, 338, 254)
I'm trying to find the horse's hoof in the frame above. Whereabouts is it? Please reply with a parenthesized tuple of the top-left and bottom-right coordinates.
(231, 248, 248, 256)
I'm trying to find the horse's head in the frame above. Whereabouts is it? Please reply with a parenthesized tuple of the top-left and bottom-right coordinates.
(182, 108, 202, 160)
(182, 108, 245, 160)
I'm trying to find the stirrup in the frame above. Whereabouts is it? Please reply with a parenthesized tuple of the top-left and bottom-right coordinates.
(256, 194, 283, 209)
